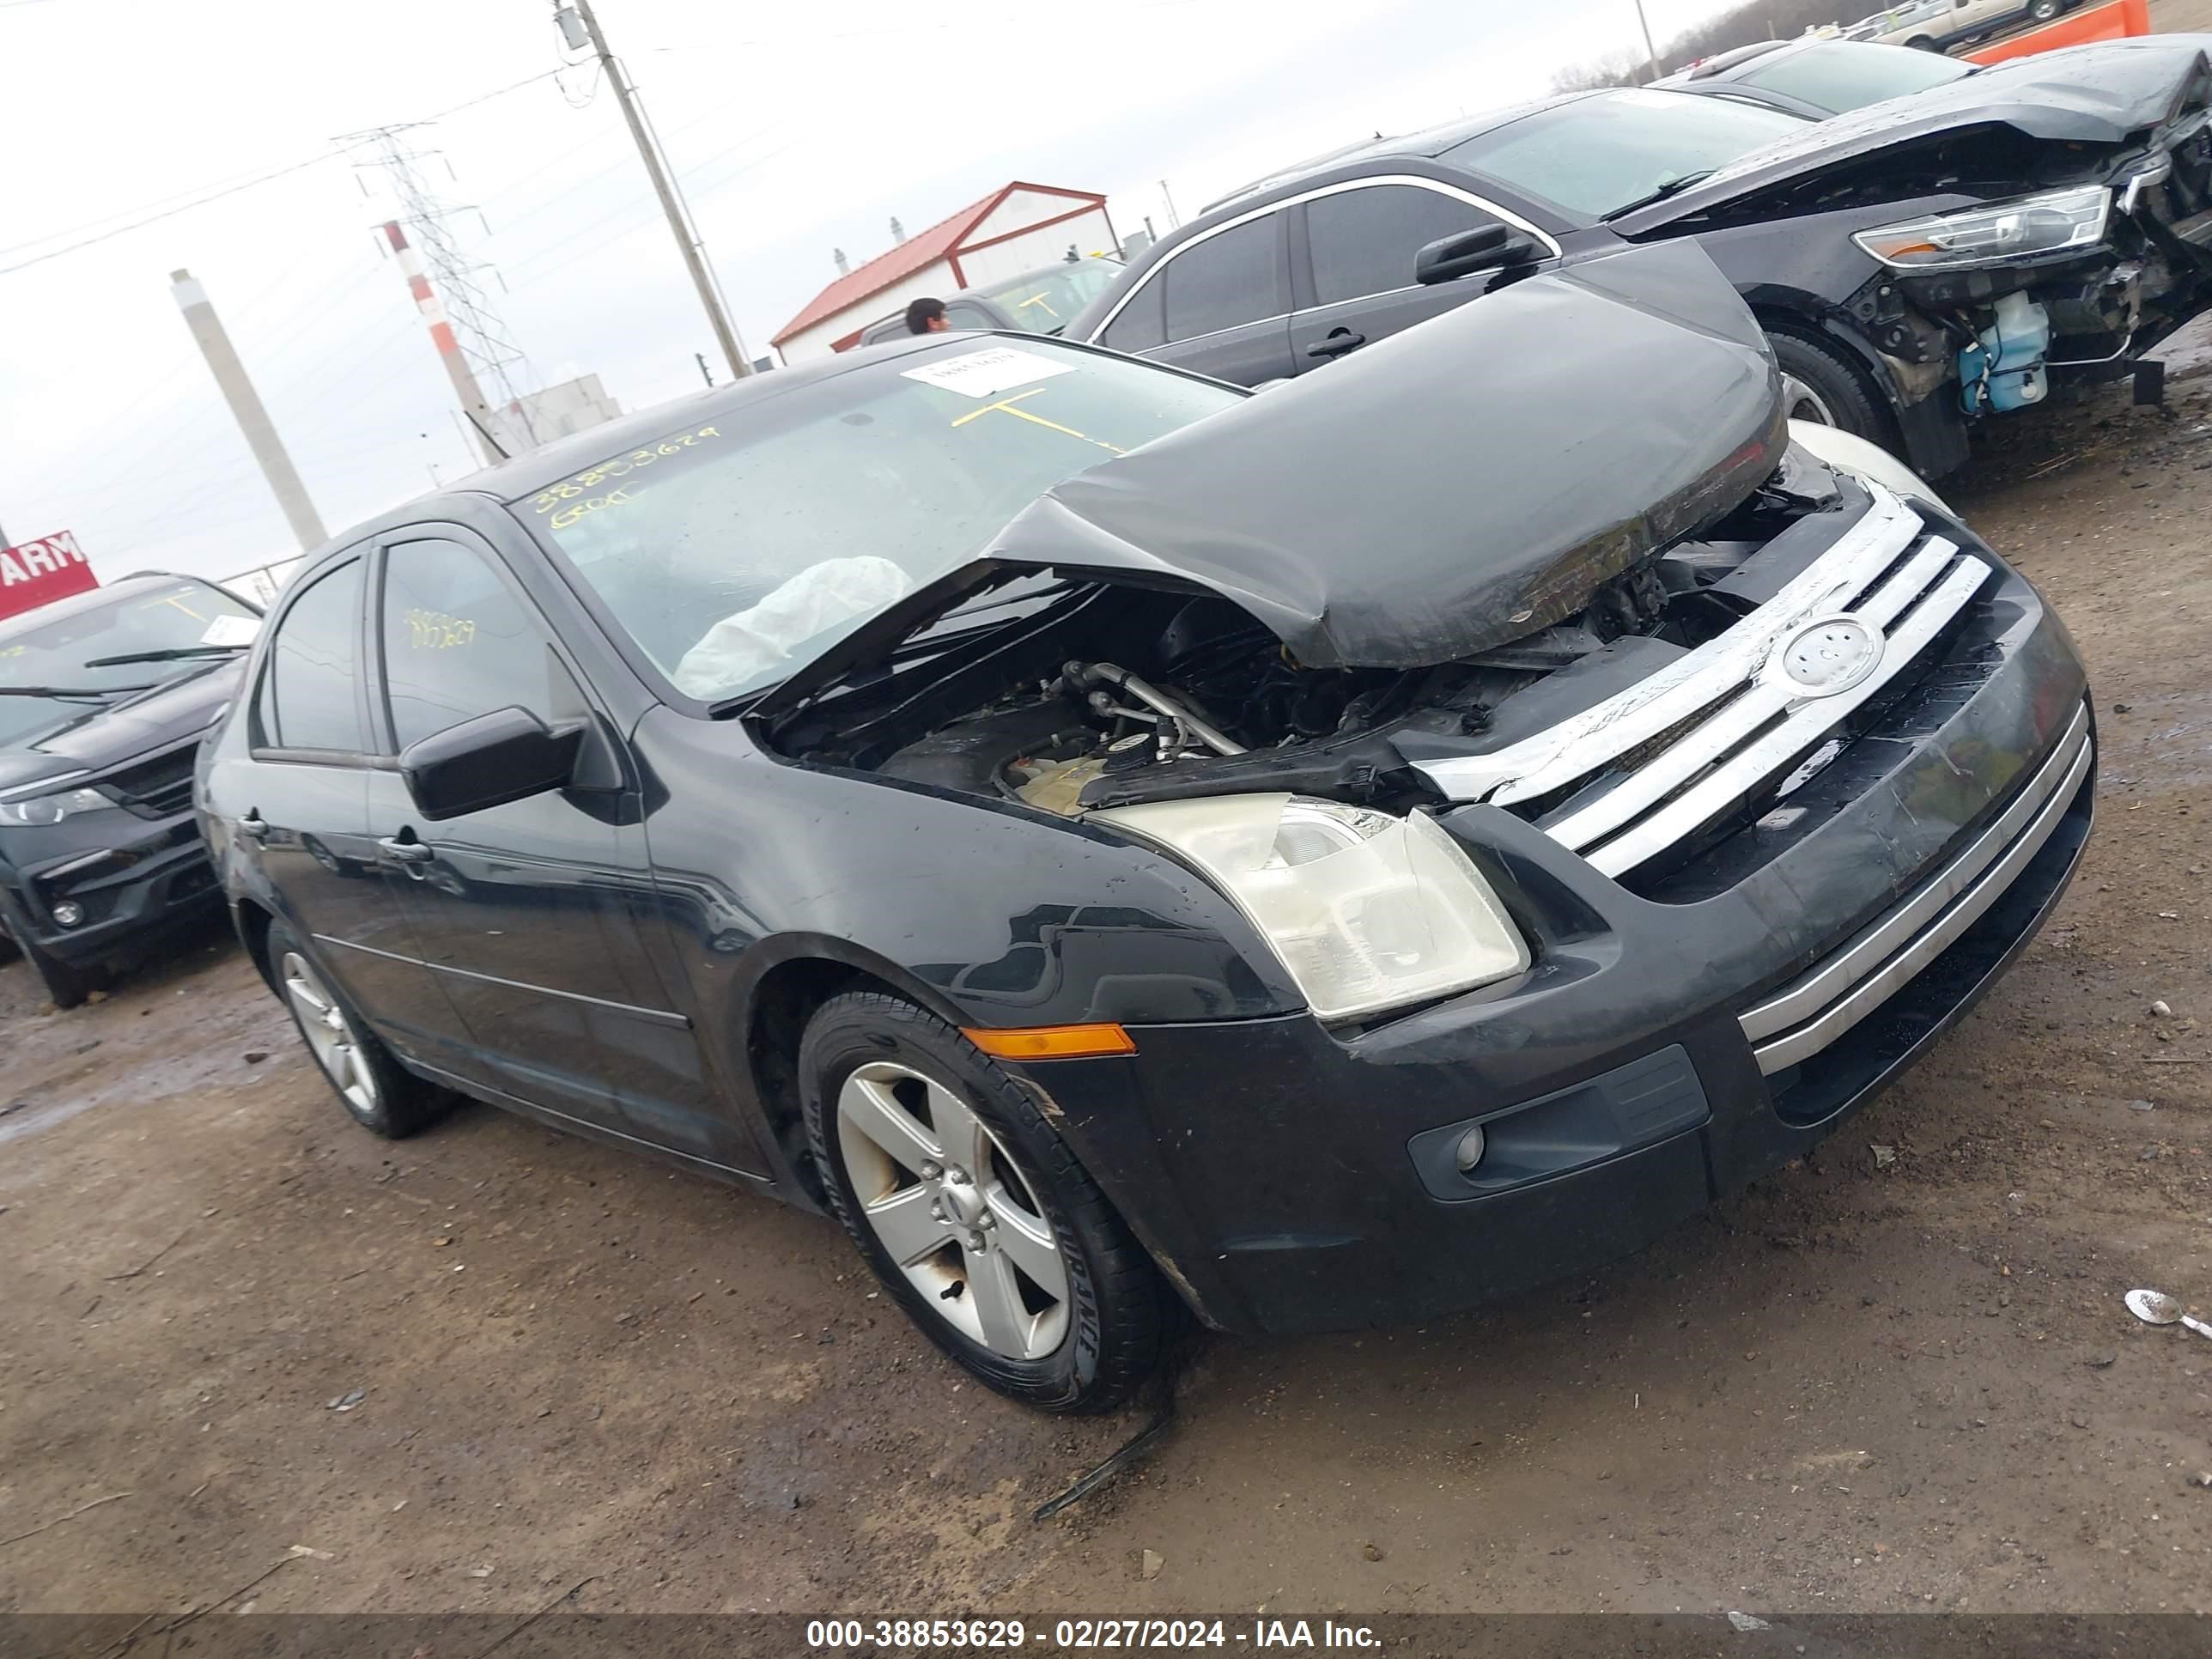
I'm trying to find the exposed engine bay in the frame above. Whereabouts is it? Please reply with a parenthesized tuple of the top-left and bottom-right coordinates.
(765, 448, 1859, 826)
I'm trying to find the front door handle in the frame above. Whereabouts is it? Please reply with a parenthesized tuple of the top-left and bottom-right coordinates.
(1307, 329, 1366, 360)
(378, 836, 434, 865)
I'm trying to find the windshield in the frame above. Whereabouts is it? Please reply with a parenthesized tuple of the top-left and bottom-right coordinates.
(0, 579, 259, 748)
(1442, 88, 1805, 221)
(520, 341, 1243, 702)
(1739, 40, 1971, 112)
(977, 259, 1122, 332)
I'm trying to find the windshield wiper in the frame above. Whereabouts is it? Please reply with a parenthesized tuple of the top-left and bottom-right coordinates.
(1603, 168, 1718, 220)
(80, 644, 248, 669)
(0, 683, 156, 702)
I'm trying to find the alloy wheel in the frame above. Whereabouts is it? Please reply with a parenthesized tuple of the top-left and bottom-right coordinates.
(281, 950, 380, 1119)
(1780, 373, 1838, 426)
(836, 1060, 1072, 1360)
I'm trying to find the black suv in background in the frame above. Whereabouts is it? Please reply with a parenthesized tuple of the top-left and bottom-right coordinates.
(0, 573, 260, 1006)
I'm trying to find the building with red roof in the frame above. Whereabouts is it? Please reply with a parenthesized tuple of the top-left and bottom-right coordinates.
(770, 181, 1114, 362)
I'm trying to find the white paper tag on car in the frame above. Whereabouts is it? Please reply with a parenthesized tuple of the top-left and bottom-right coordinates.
(901, 346, 1076, 399)
(201, 614, 261, 647)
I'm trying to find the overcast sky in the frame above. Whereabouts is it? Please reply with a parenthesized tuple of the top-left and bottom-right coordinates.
(0, 0, 1729, 586)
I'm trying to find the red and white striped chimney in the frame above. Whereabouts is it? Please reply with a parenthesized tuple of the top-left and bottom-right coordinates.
(384, 220, 506, 466)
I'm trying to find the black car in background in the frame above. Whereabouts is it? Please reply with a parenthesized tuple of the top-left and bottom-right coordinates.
(1070, 37, 2212, 481)
(0, 573, 260, 1006)
(202, 272, 2092, 1411)
(1653, 37, 1977, 118)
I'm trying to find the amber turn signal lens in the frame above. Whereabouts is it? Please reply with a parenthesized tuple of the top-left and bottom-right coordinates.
(962, 1023, 1138, 1060)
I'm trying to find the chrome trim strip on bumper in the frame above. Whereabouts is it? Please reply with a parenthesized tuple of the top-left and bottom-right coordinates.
(1578, 552, 1987, 878)
(1742, 702, 2092, 1077)
(1413, 484, 1993, 878)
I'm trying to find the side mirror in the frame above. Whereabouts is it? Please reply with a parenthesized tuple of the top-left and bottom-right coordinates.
(1415, 223, 1539, 286)
(400, 706, 583, 821)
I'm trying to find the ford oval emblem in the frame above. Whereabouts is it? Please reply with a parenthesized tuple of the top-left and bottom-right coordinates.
(1778, 617, 1883, 698)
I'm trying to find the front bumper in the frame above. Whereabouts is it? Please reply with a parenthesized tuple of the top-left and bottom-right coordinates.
(1023, 538, 2093, 1337)
(0, 816, 222, 965)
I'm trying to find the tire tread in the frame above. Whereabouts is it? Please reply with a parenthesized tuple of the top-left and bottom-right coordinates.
(801, 989, 1167, 1413)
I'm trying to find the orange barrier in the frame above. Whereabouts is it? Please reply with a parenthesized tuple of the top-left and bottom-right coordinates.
(1963, 0, 2152, 65)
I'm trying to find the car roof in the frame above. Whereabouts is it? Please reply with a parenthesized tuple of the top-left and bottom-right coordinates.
(288, 331, 1115, 556)
(337, 332, 970, 525)
(1656, 39, 1797, 83)
(0, 569, 228, 640)
(1201, 91, 1602, 210)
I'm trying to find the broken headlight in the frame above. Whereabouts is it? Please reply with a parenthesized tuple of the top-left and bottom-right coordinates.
(1094, 793, 1530, 1022)
(1852, 185, 2111, 271)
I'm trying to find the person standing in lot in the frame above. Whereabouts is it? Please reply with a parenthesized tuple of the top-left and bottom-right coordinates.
(905, 297, 950, 335)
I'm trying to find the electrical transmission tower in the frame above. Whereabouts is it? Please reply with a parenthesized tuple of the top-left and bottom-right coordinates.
(338, 124, 542, 459)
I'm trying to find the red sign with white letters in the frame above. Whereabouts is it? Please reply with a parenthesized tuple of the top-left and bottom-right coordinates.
(0, 530, 99, 622)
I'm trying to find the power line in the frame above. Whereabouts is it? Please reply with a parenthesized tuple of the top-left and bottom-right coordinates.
(0, 153, 339, 276)
(0, 69, 567, 279)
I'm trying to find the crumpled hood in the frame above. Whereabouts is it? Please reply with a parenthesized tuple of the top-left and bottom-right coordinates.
(1619, 35, 2212, 233)
(969, 239, 1783, 670)
(0, 661, 240, 798)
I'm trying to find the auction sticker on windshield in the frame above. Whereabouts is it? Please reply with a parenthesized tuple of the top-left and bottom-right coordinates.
(900, 346, 1077, 399)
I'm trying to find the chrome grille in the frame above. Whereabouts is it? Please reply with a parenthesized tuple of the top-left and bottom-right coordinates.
(1413, 485, 1991, 878)
(1741, 702, 2092, 1076)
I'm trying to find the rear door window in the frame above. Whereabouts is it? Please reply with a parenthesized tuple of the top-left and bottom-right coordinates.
(1159, 216, 1286, 343)
(259, 559, 364, 754)
(1098, 278, 1166, 352)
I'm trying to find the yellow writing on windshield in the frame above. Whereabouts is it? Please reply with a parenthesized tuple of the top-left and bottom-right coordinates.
(532, 425, 720, 518)
(137, 591, 208, 624)
(550, 488, 632, 531)
(405, 609, 477, 650)
(950, 389, 1126, 455)
(1012, 290, 1060, 320)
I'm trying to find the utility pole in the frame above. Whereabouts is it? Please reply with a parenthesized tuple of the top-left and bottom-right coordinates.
(383, 221, 507, 465)
(169, 269, 329, 552)
(1631, 0, 1662, 82)
(696, 351, 714, 388)
(1158, 179, 1182, 231)
(560, 0, 751, 378)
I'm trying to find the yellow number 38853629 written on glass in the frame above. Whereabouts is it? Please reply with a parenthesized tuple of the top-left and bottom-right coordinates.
(531, 425, 721, 526)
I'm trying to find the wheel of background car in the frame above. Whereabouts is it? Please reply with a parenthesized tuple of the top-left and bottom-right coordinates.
(266, 919, 452, 1139)
(799, 989, 1170, 1413)
(2028, 0, 2059, 16)
(1904, 34, 1940, 50)
(1766, 331, 1893, 453)
(0, 890, 102, 1009)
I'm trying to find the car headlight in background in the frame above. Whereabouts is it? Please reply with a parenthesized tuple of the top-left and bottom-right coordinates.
(0, 787, 114, 827)
(1094, 793, 1530, 1022)
(1852, 185, 2111, 271)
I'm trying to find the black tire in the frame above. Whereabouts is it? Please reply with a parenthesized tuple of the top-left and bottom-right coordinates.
(0, 891, 101, 1008)
(2028, 0, 2060, 18)
(1766, 328, 1898, 453)
(265, 919, 452, 1139)
(1905, 34, 1941, 50)
(801, 990, 1168, 1413)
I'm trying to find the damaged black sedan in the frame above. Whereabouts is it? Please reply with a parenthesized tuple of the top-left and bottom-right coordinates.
(201, 244, 2093, 1411)
(1074, 35, 2212, 482)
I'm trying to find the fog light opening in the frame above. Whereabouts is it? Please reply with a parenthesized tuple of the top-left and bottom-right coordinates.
(1453, 1123, 1487, 1176)
(50, 900, 86, 929)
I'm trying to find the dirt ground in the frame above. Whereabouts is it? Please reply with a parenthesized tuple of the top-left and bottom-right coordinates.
(8, 74, 2212, 1640)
